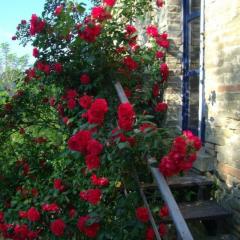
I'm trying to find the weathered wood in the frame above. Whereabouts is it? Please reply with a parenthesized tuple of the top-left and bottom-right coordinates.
(161, 201, 231, 223)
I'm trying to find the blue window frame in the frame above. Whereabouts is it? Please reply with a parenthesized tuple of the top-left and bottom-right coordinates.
(182, 0, 205, 141)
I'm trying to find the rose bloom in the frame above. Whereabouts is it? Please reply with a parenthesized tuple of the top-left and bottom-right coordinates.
(32, 48, 39, 58)
(42, 203, 60, 212)
(50, 219, 65, 237)
(136, 207, 149, 223)
(156, 0, 164, 8)
(80, 74, 91, 84)
(77, 215, 100, 238)
(145, 227, 155, 240)
(53, 63, 63, 73)
(91, 6, 111, 21)
(79, 23, 102, 43)
(79, 95, 93, 109)
(87, 98, 108, 125)
(160, 63, 169, 82)
(27, 207, 40, 222)
(118, 103, 135, 131)
(123, 56, 138, 71)
(67, 130, 92, 154)
(104, 0, 116, 7)
(91, 174, 109, 187)
(146, 25, 159, 38)
(54, 5, 63, 16)
(54, 178, 64, 191)
(155, 102, 168, 112)
(79, 189, 102, 205)
(87, 139, 103, 155)
(67, 98, 76, 110)
(85, 154, 100, 170)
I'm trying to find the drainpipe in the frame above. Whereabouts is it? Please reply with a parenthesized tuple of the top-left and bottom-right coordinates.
(198, 0, 205, 141)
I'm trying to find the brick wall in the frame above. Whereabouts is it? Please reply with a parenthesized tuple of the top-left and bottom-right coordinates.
(204, 0, 240, 237)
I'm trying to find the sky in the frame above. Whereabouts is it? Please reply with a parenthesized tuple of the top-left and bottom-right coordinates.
(0, 0, 92, 63)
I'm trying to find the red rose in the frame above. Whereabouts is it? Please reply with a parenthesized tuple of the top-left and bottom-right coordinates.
(136, 207, 149, 223)
(160, 63, 169, 82)
(79, 23, 102, 43)
(21, 20, 27, 25)
(32, 48, 39, 58)
(123, 56, 138, 71)
(0, 211, 4, 222)
(85, 154, 100, 170)
(42, 203, 60, 212)
(159, 205, 169, 217)
(87, 98, 108, 125)
(145, 227, 155, 240)
(159, 223, 167, 236)
(50, 219, 65, 237)
(80, 74, 91, 84)
(14, 224, 29, 239)
(49, 97, 56, 107)
(87, 139, 103, 155)
(118, 103, 135, 131)
(155, 102, 168, 112)
(91, 6, 111, 21)
(54, 5, 63, 16)
(77, 215, 100, 238)
(69, 208, 76, 219)
(68, 130, 92, 154)
(53, 63, 63, 73)
(79, 189, 102, 205)
(54, 178, 64, 192)
(146, 25, 159, 38)
(27, 207, 40, 222)
(30, 14, 46, 36)
(156, 51, 164, 59)
(156, 36, 169, 49)
(104, 0, 116, 7)
(79, 95, 93, 109)
(28, 231, 38, 239)
(67, 98, 76, 110)
(66, 89, 78, 99)
(91, 174, 109, 187)
(156, 0, 164, 8)
(152, 83, 159, 97)
(139, 123, 156, 133)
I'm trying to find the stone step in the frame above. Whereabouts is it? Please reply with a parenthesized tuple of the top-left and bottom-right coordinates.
(141, 173, 213, 190)
(160, 200, 231, 223)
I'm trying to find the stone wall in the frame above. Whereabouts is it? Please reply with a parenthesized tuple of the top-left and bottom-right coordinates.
(204, 0, 240, 237)
(164, 0, 183, 131)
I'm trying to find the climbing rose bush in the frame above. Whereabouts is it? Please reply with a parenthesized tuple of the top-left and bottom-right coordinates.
(0, 0, 201, 239)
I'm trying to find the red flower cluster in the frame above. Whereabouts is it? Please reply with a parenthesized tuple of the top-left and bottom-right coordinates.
(159, 205, 169, 217)
(118, 103, 135, 131)
(50, 219, 65, 237)
(136, 207, 149, 223)
(36, 61, 50, 75)
(68, 130, 92, 154)
(146, 25, 159, 38)
(145, 224, 167, 240)
(86, 98, 108, 125)
(78, 22, 102, 43)
(53, 63, 63, 73)
(156, 33, 170, 49)
(123, 56, 138, 71)
(79, 189, 102, 205)
(91, 174, 109, 187)
(159, 131, 201, 177)
(42, 203, 60, 212)
(125, 25, 137, 43)
(77, 215, 100, 238)
(91, 6, 111, 21)
(30, 14, 46, 36)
